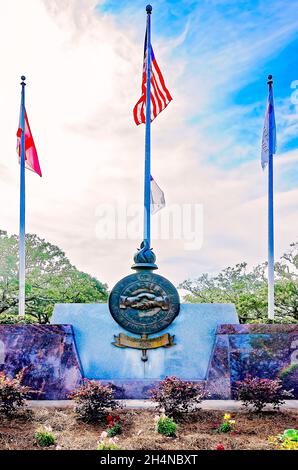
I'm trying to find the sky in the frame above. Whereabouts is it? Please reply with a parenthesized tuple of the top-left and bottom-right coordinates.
(0, 0, 297, 290)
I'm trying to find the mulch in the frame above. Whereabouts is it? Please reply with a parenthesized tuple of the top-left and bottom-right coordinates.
(0, 407, 297, 450)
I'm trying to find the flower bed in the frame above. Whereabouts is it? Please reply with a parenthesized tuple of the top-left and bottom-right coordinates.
(0, 407, 297, 451)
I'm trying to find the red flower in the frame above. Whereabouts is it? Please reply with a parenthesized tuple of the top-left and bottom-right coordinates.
(115, 416, 121, 422)
(216, 444, 225, 451)
(109, 421, 115, 428)
(106, 415, 113, 422)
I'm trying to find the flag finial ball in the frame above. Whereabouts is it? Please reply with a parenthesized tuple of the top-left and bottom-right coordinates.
(21, 76, 26, 82)
(146, 5, 152, 14)
(268, 74, 273, 84)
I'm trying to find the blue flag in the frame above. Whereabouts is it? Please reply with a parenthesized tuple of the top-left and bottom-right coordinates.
(261, 85, 276, 169)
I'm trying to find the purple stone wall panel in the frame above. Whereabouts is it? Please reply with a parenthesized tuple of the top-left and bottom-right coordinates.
(281, 334, 298, 396)
(206, 335, 231, 399)
(227, 331, 298, 398)
(0, 325, 83, 400)
(207, 326, 298, 399)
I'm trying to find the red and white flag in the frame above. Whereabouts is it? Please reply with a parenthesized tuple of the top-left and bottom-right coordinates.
(17, 110, 42, 177)
(133, 31, 172, 125)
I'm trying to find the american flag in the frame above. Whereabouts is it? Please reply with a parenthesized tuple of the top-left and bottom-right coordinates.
(133, 30, 172, 125)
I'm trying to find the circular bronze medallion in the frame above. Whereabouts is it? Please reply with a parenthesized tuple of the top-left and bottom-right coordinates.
(109, 271, 180, 335)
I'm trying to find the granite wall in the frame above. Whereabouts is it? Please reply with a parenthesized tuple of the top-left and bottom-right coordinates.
(0, 325, 83, 400)
(206, 324, 298, 399)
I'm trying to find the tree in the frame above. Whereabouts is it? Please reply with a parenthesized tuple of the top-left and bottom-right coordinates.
(0, 231, 108, 324)
(274, 242, 298, 320)
(179, 242, 298, 324)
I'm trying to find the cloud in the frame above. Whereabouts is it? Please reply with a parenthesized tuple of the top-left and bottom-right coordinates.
(0, 0, 297, 291)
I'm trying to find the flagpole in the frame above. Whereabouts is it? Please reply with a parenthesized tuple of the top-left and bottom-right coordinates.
(144, 4, 152, 246)
(19, 76, 26, 317)
(267, 74, 275, 321)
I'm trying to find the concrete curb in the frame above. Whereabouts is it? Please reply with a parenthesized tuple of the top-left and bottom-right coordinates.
(26, 400, 298, 411)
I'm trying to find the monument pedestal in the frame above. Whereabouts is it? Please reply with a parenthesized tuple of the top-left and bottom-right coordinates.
(51, 303, 238, 397)
(0, 308, 296, 399)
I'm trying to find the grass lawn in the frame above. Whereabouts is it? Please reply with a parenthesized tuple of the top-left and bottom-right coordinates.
(0, 407, 297, 450)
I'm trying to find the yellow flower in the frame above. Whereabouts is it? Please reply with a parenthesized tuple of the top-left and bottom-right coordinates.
(223, 414, 231, 421)
(280, 438, 298, 451)
(268, 435, 298, 450)
(229, 420, 236, 425)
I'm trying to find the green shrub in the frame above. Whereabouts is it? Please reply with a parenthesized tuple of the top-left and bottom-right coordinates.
(0, 371, 32, 418)
(35, 427, 56, 447)
(216, 414, 238, 434)
(156, 416, 177, 437)
(219, 422, 232, 433)
(281, 429, 298, 442)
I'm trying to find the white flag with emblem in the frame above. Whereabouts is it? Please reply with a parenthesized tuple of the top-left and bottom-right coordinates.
(150, 176, 165, 214)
